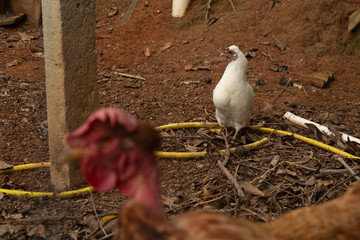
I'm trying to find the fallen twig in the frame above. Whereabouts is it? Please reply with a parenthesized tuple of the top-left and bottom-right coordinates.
(89, 190, 108, 237)
(337, 157, 360, 181)
(217, 159, 245, 198)
(113, 71, 145, 80)
(205, 0, 213, 21)
(94, 201, 122, 209)
(228, 0, 236, 11)
(239, 206, 268, 222)
(98, 232, 115, 240)
(315, 174, 357, 204)
(221, 131, 230, 166)
(260, 52, 276, 61)
(194, 193, 226, 207)
(251, 165, 278, 185)
(122, 0, 139, 23)
(272, 35, 290, 50)
(285, 161, 351, 174)
(0, 215, 80, 224)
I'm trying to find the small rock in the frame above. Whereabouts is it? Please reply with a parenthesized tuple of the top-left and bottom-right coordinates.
(288, 103, 297, 109)
(197, 163, 205, 169)
(19, 83, 29, 89)
(203, 77, 211, 84)
(144, 47, 151, 57)
(255, 78, 266, 85)
(278, 76, 293, 86)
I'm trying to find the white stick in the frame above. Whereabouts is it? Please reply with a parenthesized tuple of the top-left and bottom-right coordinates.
(172, 0, 190, 17)
(283, 112, 360, 145)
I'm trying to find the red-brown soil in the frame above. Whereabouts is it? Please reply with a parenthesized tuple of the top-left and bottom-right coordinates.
(1, 0, 360, 239)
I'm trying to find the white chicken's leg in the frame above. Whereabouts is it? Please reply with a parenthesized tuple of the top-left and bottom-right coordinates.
(233, 123, 246, 139)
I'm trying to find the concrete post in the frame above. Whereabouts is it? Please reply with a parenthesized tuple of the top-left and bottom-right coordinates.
(42, 0, 99, 190)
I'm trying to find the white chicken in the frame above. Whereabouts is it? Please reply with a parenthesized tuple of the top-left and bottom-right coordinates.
(213, 45, 254, 138)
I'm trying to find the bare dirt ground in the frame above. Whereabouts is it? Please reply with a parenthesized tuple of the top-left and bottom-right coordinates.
(1, 0, 360, 239)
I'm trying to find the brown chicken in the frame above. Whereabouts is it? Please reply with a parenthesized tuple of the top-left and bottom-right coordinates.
(64, 107, 360, 240)
(264, 181, 360, 240)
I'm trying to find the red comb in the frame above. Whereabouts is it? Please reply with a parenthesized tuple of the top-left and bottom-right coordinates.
(67, 108, 138, 143)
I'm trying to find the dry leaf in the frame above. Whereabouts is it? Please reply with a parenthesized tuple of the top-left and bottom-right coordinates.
(184, 64, 193, 71)
(276, 41, 287, 51)
(304, 176, 316, 186)
(321, 134, 332, 145)
(167, 127, 176, 137)
(185, 145, 198, 152)
(241, 181, 265, 196)
(9, 213, 23, 220)
(37, 224, 47, 239)
(276, 169, 297, 177)
(82, 215, 98, 231)
(0, 160, 13, 170)
(160, 131, 171, 137)
(0, 224, 15, 236)
(245, 49, 257, 58)
(269, 0, 276, 10)
(7, 60, 19, 68)
(107, 9, 118, 18)
(17, 32, 30, 42)
(161, 195, 180, 208)
(270, 155, 280, 167)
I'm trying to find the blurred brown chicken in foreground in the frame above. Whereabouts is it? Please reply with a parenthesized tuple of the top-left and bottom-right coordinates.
(64, 107, 360, 240)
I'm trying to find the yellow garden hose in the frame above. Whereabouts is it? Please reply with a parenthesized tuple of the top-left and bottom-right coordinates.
(1, 121, 357, 198)
(156, 122, 359, 159)
(155, 122, 221, 131)
(0, 162, 51, 174)
(0, 162, 94, 198)
(0, 186, 94, 198)
(250, 126, 360, 159)
(155, 137, 269, 159)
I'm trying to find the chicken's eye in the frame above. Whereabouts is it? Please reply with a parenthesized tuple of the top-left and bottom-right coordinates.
(100, 136, 114, 146)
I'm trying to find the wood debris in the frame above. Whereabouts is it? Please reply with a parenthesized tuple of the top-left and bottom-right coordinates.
(0, 13, 26, 26)
(305, 71, 334, 88)
(348, 8, 360, 32)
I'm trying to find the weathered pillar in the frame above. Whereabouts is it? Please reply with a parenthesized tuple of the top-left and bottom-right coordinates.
(42, 0, 99, 190)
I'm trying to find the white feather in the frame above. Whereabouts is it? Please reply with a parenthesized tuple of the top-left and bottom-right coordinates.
(213, 45, 254, 138)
